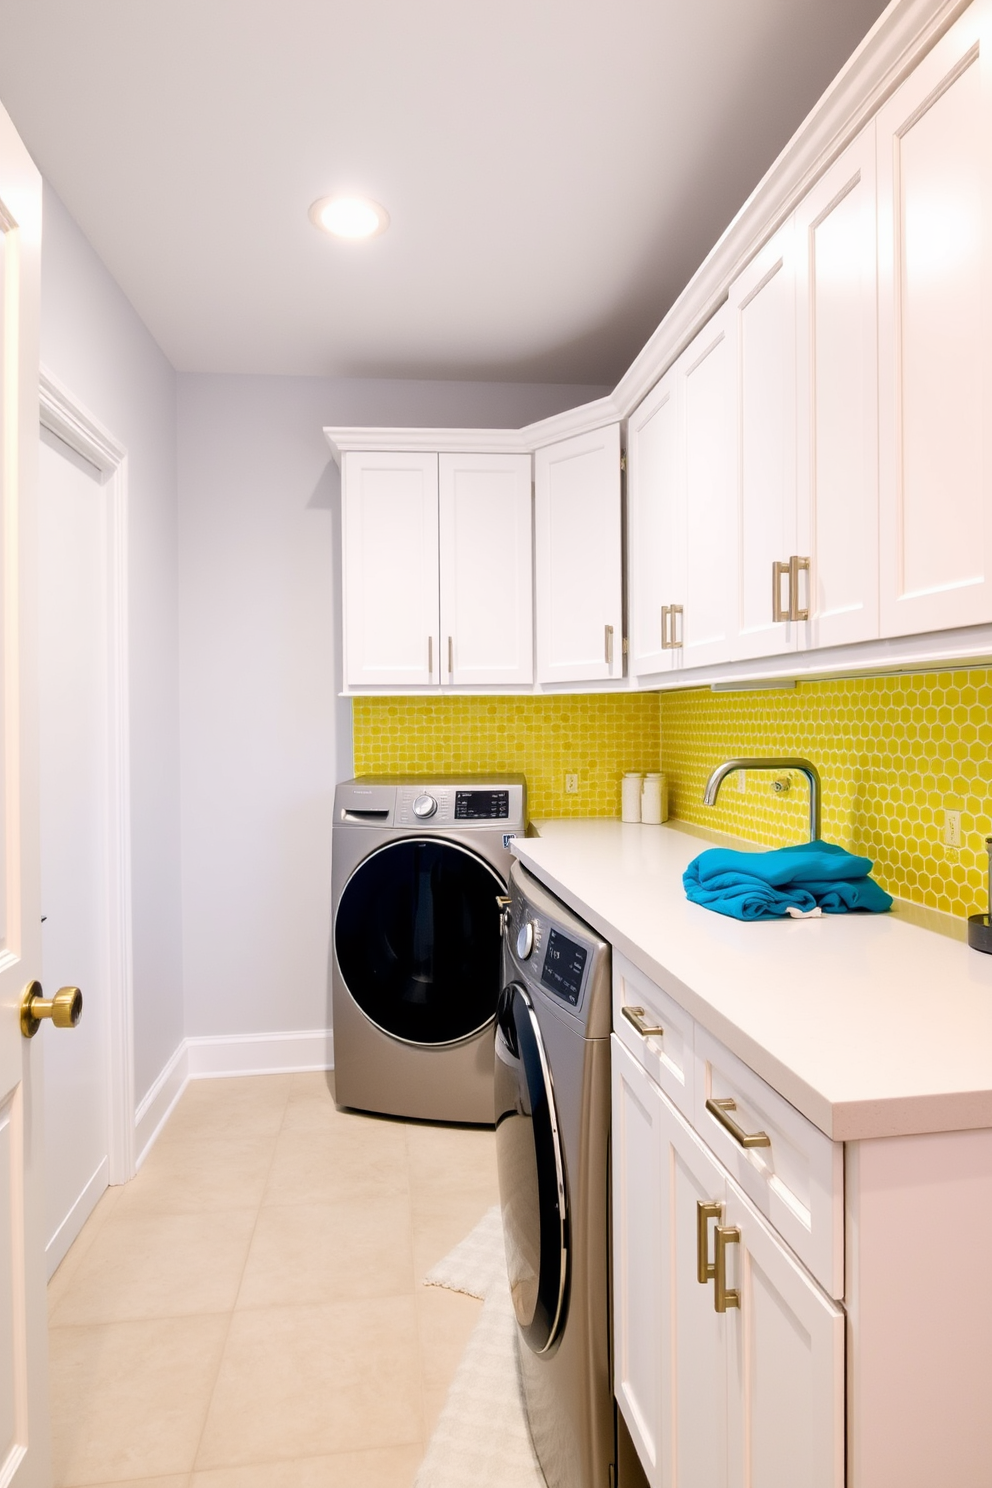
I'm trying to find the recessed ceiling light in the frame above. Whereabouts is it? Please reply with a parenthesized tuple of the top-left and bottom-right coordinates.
(309, 196, 390, 240)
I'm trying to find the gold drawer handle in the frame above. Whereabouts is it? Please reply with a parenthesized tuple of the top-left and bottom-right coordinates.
(706, 1096, 771, 1149)
(621, 1005, 664, 1039)
(696, 1201, 721, 1284)
(714, 1224, 740, 1312)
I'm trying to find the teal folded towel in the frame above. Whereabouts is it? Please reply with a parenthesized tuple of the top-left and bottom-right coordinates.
(683, 840, 893, 922)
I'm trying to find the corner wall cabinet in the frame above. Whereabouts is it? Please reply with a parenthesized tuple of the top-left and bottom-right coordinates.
(534, 422, 623, 684)
(341, 449, 533, 690)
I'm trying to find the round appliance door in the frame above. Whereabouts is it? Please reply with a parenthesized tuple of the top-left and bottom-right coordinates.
(335, 837, 505, 1046)
(494, 981, 568, 1355)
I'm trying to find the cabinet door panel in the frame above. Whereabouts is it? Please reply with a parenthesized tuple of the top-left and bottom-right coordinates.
(682, 307, 735, 669)
(657, 1091, 730, 1488)
(725, 1186, 844, 1488)
(877, 1, 992, 636)
(342, 451, 439, 687)
(730, 220, 799, 660)
(627, 371, 679, 677)
(438, 453, 533, 686)
(535, 424, 623, 683)
(612, 1037, 666, 1486)
(796, 124, 879, 649)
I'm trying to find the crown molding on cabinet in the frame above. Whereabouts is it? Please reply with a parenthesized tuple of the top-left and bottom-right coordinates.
(325, 0, 972, 468)
(324, 395, 621, 464)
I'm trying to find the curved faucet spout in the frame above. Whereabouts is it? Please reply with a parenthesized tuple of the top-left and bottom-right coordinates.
(702, 757, 822, 843)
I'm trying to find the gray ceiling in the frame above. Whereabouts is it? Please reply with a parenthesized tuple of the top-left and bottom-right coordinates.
(0, 0, 890, 383)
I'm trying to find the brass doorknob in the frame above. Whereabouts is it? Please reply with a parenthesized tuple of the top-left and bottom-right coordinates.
(20, 981, 83, 1039)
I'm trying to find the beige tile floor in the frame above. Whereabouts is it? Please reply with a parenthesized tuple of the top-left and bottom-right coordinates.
(48, 1072, 499, 1488)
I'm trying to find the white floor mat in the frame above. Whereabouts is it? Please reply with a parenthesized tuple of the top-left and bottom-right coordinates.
(416, 1206, 546, 1488)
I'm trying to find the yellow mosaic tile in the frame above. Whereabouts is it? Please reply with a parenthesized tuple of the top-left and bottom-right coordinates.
(660, 670, 992, 921)
(352, 695, 660, 820)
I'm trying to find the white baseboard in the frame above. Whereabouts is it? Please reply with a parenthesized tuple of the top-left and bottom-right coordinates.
(186, 1028, 334, 1078)
(134, 1040, 190, 1170)
(132, 1030, 334, 1169)
(46, 1155, 109, 1279)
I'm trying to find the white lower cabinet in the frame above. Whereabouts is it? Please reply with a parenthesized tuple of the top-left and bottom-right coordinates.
(613, 1036, 844, 1488)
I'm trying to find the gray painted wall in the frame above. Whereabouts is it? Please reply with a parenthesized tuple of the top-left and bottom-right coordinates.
(40, 184, 184, 1106)
(177, 374, 609, 1043)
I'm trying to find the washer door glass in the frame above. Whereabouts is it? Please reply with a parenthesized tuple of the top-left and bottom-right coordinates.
(335, 838, 505, 1046)
(494, 981, 568, 1354)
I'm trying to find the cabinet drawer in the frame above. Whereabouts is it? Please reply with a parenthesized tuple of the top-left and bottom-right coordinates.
(613, 953, 694, 1120)
(694, 1026, 843, 1299)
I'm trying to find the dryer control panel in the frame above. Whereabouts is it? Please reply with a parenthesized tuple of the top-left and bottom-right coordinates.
(335, 777, 527, 831)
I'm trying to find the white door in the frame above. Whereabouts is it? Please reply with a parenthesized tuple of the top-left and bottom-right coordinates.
(612, 1037, 667, 1486)
(876, 0, 992, 637)
(681, 306, 736, 670)
(341, 451, 440, 687)
(627, 369, 680, 677)
(535, 423, 623, 683)
(0, 102, 53, 1486)
(38, 437, 110, 1276)
(724, 1183, 845, 1488)
(729, 219, 800, 660)
(796, 123, 880, 651)
(438, 453, 532, 686)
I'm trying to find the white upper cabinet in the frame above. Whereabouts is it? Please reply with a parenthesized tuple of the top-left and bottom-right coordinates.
(438, 453, 533, 686)
(729, 219, 800, 661)
(342, 448, 533, 690)
(342, 451, 440, 687)
(627, 308, 735, 679)
(876, 0, 992, 638)
(795, 124, 880, 650)
(681, 308, 736, 669)
(535, 423, 623, 683)
(627, 368, 680, 677)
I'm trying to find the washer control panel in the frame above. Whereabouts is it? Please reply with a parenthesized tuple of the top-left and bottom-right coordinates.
(412, 793, 438, 819)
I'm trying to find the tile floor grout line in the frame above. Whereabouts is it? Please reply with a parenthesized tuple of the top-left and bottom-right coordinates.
(184, 1083, 293, 1478)
(406, 1120, 432, 1459)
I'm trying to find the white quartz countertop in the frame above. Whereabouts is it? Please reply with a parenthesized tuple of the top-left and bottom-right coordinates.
(512, 820, 992, 1142)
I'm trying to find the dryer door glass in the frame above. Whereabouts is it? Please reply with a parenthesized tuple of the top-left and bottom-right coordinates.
(335, 838, 505, 1046)
(494, 981, 568, 1354)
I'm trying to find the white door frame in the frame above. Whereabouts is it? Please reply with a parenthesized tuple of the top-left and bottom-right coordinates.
(38, 367, 135, 1185)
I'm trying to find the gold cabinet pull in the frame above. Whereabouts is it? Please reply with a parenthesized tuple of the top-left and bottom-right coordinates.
(605, 624, 614, 666)
(447, 635, 454, 677)
(705, 1096, 771, 1149)
(669, 603, 683, 649)
(696, 1201, 722, 1284)
(661, 605, 671, 649)
(428, 636, 433, 675)
(789, 555, 810, 621)
(20, 981, 83, 1039)
(621, 1005, 664, 1039)
(772, 560, 790, 622)
(714, 1224, 741, 1312)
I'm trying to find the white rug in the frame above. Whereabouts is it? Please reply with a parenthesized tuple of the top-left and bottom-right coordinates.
(416, 1205, 547, 1488)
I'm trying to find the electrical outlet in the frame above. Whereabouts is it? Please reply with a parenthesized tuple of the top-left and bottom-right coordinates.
(564, 773, 579, 795)
(944, 809, 962, 848)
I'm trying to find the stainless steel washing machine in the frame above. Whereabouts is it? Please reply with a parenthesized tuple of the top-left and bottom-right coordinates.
(332, 775, 527, 1124)
(495, 859, 614, 1488)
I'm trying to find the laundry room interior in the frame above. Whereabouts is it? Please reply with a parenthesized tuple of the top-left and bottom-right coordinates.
(3, 0, 992, 1484)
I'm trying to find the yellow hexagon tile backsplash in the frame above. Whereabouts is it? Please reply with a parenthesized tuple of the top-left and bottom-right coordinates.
(352, 667, 992, 922)
(660, 671, 992, 920)
(352, 695, 661, 820)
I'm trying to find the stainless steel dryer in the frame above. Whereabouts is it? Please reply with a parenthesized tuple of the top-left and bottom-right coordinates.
(495, 859, 614, 1488)
(332, 776, 526, 1124)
